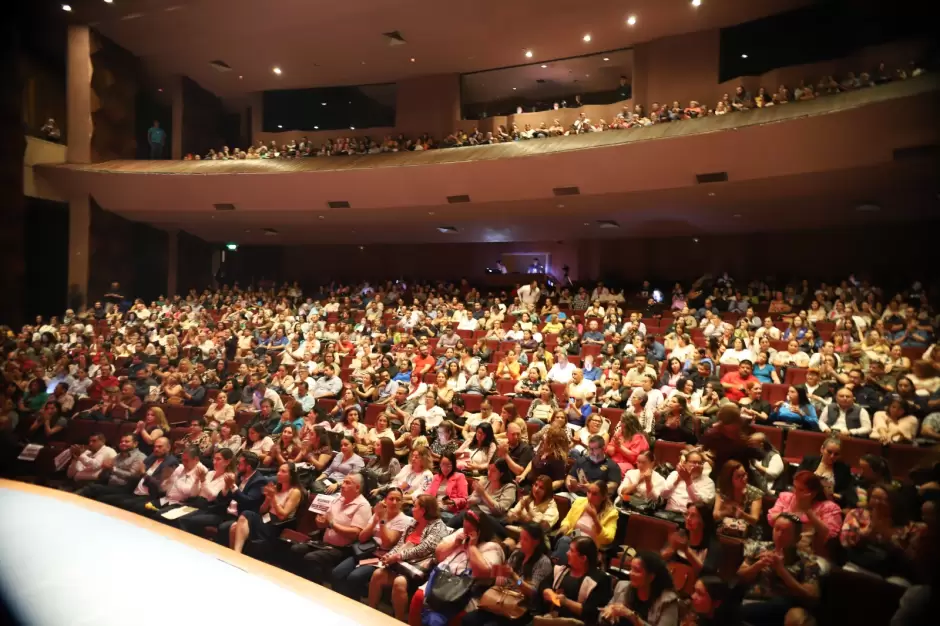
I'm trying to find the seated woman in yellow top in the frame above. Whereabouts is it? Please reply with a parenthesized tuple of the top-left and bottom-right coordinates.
(551, 480, 619, 565)
(542, 316, 564, 335)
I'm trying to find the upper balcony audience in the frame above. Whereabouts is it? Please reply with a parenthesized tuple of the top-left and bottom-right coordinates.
(182, 61, 927, 162)
(1, 270, 938, 626)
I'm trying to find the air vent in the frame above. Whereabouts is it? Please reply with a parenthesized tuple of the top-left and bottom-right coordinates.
(535, 79, 546, 84)
(892, 144, 939, 161)
(597, 220, 620, 229)
(262, 228, 279, 235)
(695, 172, 728, 184)
(446, 194, 470, 204)
(383, 31, 407, 46)
(553, 186, 580, 196)
(327, 201, 350, 209)
(213, 203, 235, 211)
(437, 226, 459, 234)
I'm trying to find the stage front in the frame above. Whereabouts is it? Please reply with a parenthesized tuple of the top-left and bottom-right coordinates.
(0, 479, 401, 626)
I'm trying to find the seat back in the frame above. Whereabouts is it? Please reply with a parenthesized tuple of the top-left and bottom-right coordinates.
(839, 437, 883, 469)
(782, 429, 826, 463)
(886, 444, 938, 480)
(762, 383, 789, 406)
(751, 424, 785, 451)
(623, 514, 676, 553)
(653, 440, 686, 466)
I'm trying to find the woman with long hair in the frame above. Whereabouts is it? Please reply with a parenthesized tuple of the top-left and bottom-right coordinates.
(300, 425, 335, 473)
(839, 483, 922, 581)
(769, 385, 818, 429)
(688, 576, 742, 626)
(135, 406, 169, 456)
(768, 470, 843, 554)
(604, 551, 679, 626)
(535, 536, 611, 624)
(661, 501, 722, 575)
(391, 447, 434, 504)
(456, 422, 497, 472)
(504, 474, 560, 537)
(606, 411, 649, 474)
(429, 420, 460, 462)
(463, 522, 553, 626)
(424, 450, 469, 515)
(554, 480, 618, 563)
(364, 437, 402, 495)
(871, 395, 919, 444)
(266, 424, 304, 466)
(227, 462, 302, 553)
(368, 495, 451, 622)
(518, 422, 569, 490)
(714, 460, 763, 539)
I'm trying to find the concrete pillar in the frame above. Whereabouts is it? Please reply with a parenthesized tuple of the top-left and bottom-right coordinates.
(171, 76, 183, 160)
(68, 196, 91, 307)
(66, 24, 92, 164)
(167, 228, 179, 297)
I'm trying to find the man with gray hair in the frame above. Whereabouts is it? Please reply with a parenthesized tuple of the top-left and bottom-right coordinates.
(291, 472, 371, 582)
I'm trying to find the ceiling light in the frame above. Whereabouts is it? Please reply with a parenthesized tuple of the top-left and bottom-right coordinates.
(512, 87, 517, 90)
(157, 88, 163, 92)
(277, 124, 283, 129)
(238, 75, 243, 79)
(350, 126, 355, 130)
(603, 57, 610, 61)
(104, 0, 113, 3)
(541, 64, 548, 69)
(272, 66, 282, 75)
(428, 211, 435, 215)
(524, 50, 533, 58)
(707, 192, 715, 197)
(225, 243, 238, 251)
(314, 126, 319, 129)
(557, 204, 565, 209)
(741, 54, 748, 59)
(62, 4, 72, 11)
(582, 34, 592, 42)
(410, 58, 416, 62)
(583, 222, 590, 226)
(691, 0, 702, 6)
(361, 61, 366, 65)
(318, 215, 325, 220)
(692, 238, 700, 243)
(627, 15, 637, 26)
(321, 102, 326, 106)
(733, 213, 742, 218)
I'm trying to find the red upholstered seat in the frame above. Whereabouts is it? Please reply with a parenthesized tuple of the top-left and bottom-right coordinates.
(785, 368, 808, 385)
(624, 514, 677, 553)
(653, 440, 685, 466)
(886, 444, 937, 480)
(839, 437, 883, 469)
(782, 429, 827, 464)
(762, 383, 789, 405)
(751, 424, 784, 451)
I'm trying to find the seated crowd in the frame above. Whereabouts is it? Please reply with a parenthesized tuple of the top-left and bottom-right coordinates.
(1, 273, 939, 626)
(182, 60, 927, 160)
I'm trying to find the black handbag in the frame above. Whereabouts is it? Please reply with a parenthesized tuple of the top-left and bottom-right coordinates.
(425, 553, 474, 615)
(352, 539, 378, 560)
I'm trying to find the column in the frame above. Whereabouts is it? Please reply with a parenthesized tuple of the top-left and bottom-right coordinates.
(167, 228, 179, 297)
(171, 76, 183, 160)
(68, 196, 91, 307)
(66, 24, 92, 164)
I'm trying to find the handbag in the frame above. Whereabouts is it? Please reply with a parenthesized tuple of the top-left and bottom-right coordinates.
(718, 517, 748, 539)
(352, 539, 378, 560)
(479, 586, 528, 619)
(425, 554, 474, 616)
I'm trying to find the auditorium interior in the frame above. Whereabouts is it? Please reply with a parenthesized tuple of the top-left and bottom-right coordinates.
(2, 1, 939, 626)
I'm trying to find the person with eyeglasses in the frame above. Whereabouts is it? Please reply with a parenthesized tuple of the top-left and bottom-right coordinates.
(661, 450, 716, 514)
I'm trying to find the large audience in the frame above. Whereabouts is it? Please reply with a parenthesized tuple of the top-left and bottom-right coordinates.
(181, 61, 927, 161)
(2, 273, 939, 626)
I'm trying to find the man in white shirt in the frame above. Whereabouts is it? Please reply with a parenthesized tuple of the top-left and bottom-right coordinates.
(566, 369, 596, 402)
(660, 451, 715, 513)
(311, 365, 343, 399)
(623, 355, 658, 388)
(411, 393, 447, 430)
(517, 281, 541, 306)
(547, 353, 576, 384)
(818, 387, 872, 437)
(159, 446, 208, 506)
(67, 433, 117, 484)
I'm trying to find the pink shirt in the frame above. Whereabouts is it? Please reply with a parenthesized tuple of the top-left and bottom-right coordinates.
(768, 492, 843, 552)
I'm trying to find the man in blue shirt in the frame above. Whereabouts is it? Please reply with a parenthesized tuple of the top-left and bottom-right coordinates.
(148, 120, 166, 159)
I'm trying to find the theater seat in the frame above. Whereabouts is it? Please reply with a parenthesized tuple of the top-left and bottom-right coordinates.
(600, 407, 624, 423)
(489, 396, 509, 414)
(68, 419, 100, 445)
(886, 444, 937, 480)
(751, 424, 785, 451)
(839, 437, 883, 469)
(364, 404, 383, 426)
(513, 398, 532, 417)
(317, 398, 337, 415)
(817, 567, 905, 626)
(623, 514, 676, 553)
(461, 394, 482, 412)
(785, 368, 809, 386)
(549, 383, 567, 404)
(653, 440, 685, 466)
(762, 383, 789, 405)
(782, 429, 827, 464)
(496, 379, 516, 396)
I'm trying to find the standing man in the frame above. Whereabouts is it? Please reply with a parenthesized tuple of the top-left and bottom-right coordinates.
(148, 120, 166, 159)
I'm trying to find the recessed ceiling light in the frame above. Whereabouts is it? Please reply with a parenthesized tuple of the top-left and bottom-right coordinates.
(361, 61, 366, 65)
(691, 0, 702, 7)
(410, 58, 416, 62)
(318, 215, 325, 220)
(157, 88, 163, 92)
(277, 124, 283, 129)
(272, 66, 282, 75)
(582, 34, 592, 42)
(359, 246, 364, 250)
(707, 192, 716, 197)
(557, 204, 565, 209)
(583, 222, 590, 226)
(741, 54, 748, 59)
(627, 15, 637, 26)
(314, 126, 319, 129)
(603, 57, 610, 61)
(512, 87, 517, 90)
(541, 64, 548, 68)
(62, 4, 72, 11)
(428, 211, 435, 215)
(525, 50, 533, 58)
(733, 213, 741, 218)
(350, 126, 355, 130)
(104, 0, 113, 3)
(692, 237, 700, 243)
(321, 102, 326, 106)
(238, 75, 243, 79)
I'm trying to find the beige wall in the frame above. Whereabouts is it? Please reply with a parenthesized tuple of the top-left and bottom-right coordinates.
(24, 136, 67, 201)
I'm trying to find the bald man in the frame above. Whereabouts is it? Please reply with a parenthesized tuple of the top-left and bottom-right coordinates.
(100, 436, 179, 510)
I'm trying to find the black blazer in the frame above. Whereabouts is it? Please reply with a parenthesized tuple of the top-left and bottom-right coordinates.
(796, 455, 856, 508)
(140, 453, 179, 496)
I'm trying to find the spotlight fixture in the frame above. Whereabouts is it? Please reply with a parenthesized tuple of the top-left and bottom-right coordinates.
(410, 58, 415, 62)
(62, 4, 72, 11)
(314, 126, 319, 129)
(603, 57, 610, 61)
(512, 87, 517, 90)
(350, 126, 355, 130)
(524, 50, 533, 58)
(157, 88, 163, 92)
(321, 102, 327, 106)
(277, 124, 283, 129)
(741, 54, 748, 59)
(582, 34, 592, 42)
(691, 0, 702, 6)
(627, 15, 637, 26)
(104, 0, 113, 3)
(541, 64, 547, 68)
(272, 66, 282, 75)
